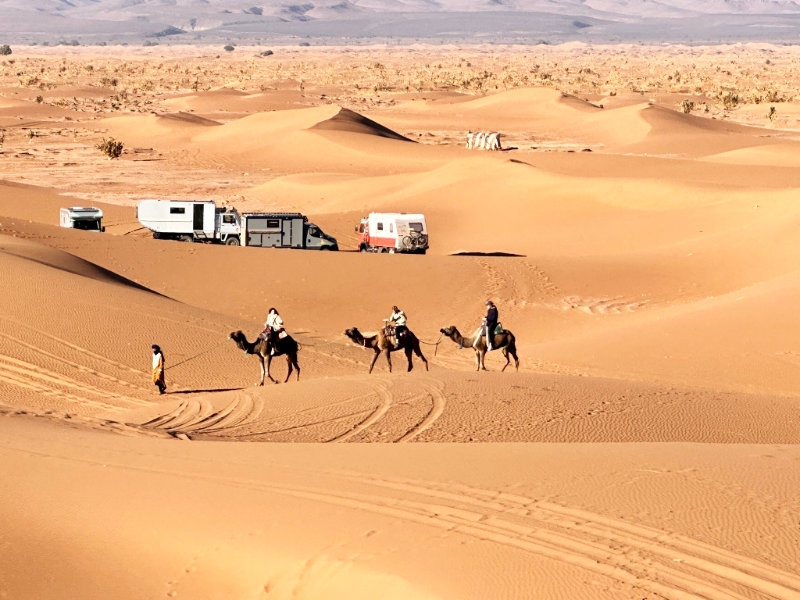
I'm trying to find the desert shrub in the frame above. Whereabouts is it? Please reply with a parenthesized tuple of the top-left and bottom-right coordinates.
(96, 137, 123, 159)
(768, 106, 777, 122)
(679, 99, 694, 114)
(0, 45, 11, 56)
(224, 44, 235, 52)
(720, 91, 739, 110)
(143, 40, 159, 47)
(35, 95, 43, 103)
(259, 50, 273, 57)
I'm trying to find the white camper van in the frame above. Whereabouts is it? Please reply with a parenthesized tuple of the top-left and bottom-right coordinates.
(59, 207, 104, 232)
(357, 213, 428, 254)
(136, 199, 242, 245)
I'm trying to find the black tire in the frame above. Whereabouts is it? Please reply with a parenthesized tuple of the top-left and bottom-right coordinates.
(402, 235, 412, 247)
(225, 236, 240, 246)
(360, 244, 369, 253)
(418, 234, 428, 246)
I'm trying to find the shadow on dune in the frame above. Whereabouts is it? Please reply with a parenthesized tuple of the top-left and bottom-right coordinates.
(0, 247, 171, 298)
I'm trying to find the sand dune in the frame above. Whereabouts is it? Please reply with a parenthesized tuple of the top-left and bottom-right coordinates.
(3, 47, 800, 600)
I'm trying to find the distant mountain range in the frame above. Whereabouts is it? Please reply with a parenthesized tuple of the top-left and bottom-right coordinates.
(2, 0, 800, 44)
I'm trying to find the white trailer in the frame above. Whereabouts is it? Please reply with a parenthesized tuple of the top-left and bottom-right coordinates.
(136, 199, 242, 245)
(59, 207, 104, 232)
(357, 212, 428, 254)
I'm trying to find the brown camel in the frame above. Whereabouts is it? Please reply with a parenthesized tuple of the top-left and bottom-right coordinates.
(344, 327, 428, 374)
(229, 330, 300, 385)
(439, 325, 519, 372)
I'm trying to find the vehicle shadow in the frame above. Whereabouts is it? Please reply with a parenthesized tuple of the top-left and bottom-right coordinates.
(168, 387, 243, 395)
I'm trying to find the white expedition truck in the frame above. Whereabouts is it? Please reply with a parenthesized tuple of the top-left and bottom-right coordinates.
(136, 199, 338, 250)
(137, 199, 241, 244)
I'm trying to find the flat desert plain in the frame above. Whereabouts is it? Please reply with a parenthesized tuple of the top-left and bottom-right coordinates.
(2, 45, 800, 600)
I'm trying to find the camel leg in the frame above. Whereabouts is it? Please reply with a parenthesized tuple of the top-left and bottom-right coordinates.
(414, 343, 429, 371)
(258, 357, 265, 386)
(293, 356, 301, 381)
(386, 350, 392, 373)
(479, 349, 488, 371)
(284, 356, 293, 383)
(501, 348, 511, 372)
(474, 350, 481, 371)
(405, 346, 414, 372)
(266, 355, 278, 384)
(369, 350, 381, 374)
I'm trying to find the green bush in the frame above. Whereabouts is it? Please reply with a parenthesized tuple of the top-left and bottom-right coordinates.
(96, 137, 123, 159)
(224, 44, 235, 52)
(0, 45, 11, 56)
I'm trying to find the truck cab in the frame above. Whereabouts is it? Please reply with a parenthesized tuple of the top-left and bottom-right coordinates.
(216, 207, 242, 245)
(304, 222, 338, 250)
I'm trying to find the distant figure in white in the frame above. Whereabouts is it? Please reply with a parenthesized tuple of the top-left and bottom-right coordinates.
(466, 131, 502, 151)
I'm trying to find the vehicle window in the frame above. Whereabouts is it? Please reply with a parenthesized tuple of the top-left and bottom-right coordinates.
(308, 226, 319, 236)
(267, 219, 280, 229)
(389, 223, 394, 233)
(223, 214, 235, 224)
(359, 224, 364, 233)
(377, 223, 384, 231)
(170, 207, 186, 214)
(409, 222, 423, 233)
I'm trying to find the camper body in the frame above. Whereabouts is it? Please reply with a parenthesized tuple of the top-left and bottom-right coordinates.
(136, 199, 241, 245)
(357, 212, 428, 254)
(59, 207, 104, 232)
(242, 213, 338, 250)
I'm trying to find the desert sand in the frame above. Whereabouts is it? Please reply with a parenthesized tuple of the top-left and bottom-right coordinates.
(2, 45, 800, 600)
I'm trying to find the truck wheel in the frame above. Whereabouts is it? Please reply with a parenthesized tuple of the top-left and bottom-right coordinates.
(402, 235, 412, 247)
(360, 245, 369, 253)
(418, 234, 428, 246)
(225, 237, 240, 246)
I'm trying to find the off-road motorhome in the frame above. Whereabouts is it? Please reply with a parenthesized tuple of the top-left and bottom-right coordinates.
(137, 199, 338, 250)
(242, 213, 338, 250)
(357, 212, 428, 254)
(59, 207, 104, 232)
(136, 199, 241, 244)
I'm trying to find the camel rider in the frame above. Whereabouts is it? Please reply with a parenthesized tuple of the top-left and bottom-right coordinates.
(474, 300, 498, 351)
(389, 305, 407, 349)
(263, 308, 285, 355)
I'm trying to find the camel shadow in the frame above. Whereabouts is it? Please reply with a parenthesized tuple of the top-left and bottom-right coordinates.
(168, 387, 243, 395)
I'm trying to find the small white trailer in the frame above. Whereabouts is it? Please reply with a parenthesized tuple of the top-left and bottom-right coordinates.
(59, 207, 104, 232)
(357, 212, 428, 254)
(136, 199, 242, 245)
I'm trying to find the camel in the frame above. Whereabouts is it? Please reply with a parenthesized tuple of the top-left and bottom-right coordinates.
(229, 330, 300, 385)
(344, 327, 429, 374)
(439, 325, 519, 372)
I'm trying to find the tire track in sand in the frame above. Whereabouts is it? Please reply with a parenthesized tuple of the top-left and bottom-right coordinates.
(327, 380, 393, 443)
(0, 355, 144, 412)
(395, 378, 446, 443)
(13, 445, 798, 600)
(321, 473, 800, 600)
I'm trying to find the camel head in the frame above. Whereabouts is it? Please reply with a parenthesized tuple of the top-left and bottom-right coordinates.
(229, 330, 246, 346)
(344, 327, 363, 343)
(440, 326, 456, 336)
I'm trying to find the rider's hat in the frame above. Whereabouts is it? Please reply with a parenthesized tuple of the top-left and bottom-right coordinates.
(486, 300, 494, 306)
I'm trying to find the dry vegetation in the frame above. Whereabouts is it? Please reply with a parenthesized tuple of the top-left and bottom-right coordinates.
(2, 44, 800, 116)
